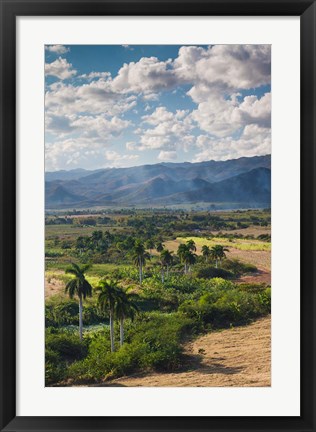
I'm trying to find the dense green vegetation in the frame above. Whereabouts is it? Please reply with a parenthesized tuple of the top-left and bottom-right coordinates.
(45, 209, 271, 386)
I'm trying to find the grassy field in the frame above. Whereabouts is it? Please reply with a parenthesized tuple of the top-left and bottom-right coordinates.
(179, 236, 270, 251)
(45, 263, 131, 298)
(46, 224, 128, 240)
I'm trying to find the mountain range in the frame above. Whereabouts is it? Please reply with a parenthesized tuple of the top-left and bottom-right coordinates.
(45, 155, 271, 209)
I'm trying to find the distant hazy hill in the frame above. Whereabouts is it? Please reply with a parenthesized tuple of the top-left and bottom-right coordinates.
(45, 168, 97, 182)
(45, 155, 271, 208)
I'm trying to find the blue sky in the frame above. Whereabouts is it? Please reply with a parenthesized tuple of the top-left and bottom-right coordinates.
(45, 44, 271, 171)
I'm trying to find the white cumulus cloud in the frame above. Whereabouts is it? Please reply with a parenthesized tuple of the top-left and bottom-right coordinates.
(45, 45, 70, 55)
(46, 112, 130, 142)
(134, 107, 194, 153)
(174, 44, 271, 90)
(45, 80, 137, 118)
(193, 124, 271, 162)
(45, 57, 77, 80)
(158, 151, 177, 161)
(105, 150, 139, 167)
(79, 71, 111, 80)
(111, 57, 177, 94)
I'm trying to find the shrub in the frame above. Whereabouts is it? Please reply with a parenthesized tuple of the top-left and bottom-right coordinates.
(67, 312, 196, 383)
(45, 298, 107, 327)
(257, 287, 271, 313)
(45, 360, 65, 385)
(67, 334, 113, 381)
(221, 259, 257, 276)
(238, 283, 269, 293)
(179, 285, 271, 328)
(45, 330, 90, 385)
(126, 312, 197, 370)
(46, 332, 88, 362)
(194, 265, 234, 280)
(45, 250, 64, 258)
(45, 300, 78, 327)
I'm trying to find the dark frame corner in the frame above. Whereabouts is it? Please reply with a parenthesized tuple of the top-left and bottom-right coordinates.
(1, 1, 315, 431)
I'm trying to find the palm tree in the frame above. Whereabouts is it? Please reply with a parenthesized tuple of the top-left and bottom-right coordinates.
(156, 241, 164, 253)
(160, 249, 173, 282)
(186, 239, 196, 252)
(75, 236, 87, 255)
(65, 263, 92, 341)
(217, 245, 229, 265)
(202, 245, 211, 263)
(210, 245, 220, 268)
(96, 279, 120, 352)
(177, 244, 196, 274)
(91, 230, 103, 244)
(184, 249, 196, 273)
(210, 245, 229, 268)
(131, 240, 151, 284)
(177, 243, 189, 274)
(115, 288, 139, 346)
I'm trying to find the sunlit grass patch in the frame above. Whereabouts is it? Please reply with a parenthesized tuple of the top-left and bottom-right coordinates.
(178, 236, 271, 252)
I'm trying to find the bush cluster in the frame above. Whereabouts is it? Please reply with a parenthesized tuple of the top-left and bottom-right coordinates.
(45, 331, 88, 385)
(221, 259, 257, 276)
(47, 312, 196, 385)
(179, 285, 271, 328)
(194, 265, 234, 280)
(46, 276, 271, 385)
(45, 299, 107, 327)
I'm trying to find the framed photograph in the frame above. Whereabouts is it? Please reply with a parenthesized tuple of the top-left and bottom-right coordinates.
(0, 0, 315, 431)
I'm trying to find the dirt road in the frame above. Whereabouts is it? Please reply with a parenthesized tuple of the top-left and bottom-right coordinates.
(104, 316, 271, 387)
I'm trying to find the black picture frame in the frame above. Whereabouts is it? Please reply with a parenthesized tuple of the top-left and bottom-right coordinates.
(0, 0, 315, 431)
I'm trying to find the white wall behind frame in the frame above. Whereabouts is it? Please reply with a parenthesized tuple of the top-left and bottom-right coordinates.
(16, 16, 300, 417)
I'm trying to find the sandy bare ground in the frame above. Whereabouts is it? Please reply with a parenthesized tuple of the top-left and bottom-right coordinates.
(103, 316, 271, 387)
(45, 272, 64, 298)
(236, 269, 271, 285)
(226, 249, 271, 272)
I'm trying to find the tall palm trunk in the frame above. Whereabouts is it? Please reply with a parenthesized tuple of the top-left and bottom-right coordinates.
(139, 258, 143, 284)
(215, 259, 218, 268)
(79, 295, 83, 341)
(119, 316, 124, 347)
(166, 265, 169, 279)
(184, 262, 188, 274)
(161, 268, 165, 283)
(109, 307, 115, 352)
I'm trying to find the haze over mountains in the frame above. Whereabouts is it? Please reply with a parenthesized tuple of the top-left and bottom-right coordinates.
(45, 155, 271, 209)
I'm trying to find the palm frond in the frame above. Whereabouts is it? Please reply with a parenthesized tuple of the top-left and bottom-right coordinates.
(65, 278, 78, 299)
(64, 262, 93, 300)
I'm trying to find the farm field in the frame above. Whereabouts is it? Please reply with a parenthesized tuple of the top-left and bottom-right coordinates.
(212, 225, 271, 237)
(45, 208, 271, 387)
